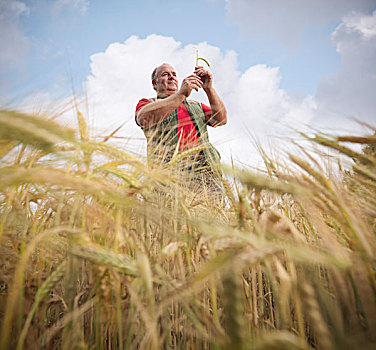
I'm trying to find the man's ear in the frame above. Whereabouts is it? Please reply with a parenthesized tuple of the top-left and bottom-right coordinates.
(152, 80, 157, 91)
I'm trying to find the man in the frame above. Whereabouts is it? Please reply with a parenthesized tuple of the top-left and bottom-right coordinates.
(135, 63, 227, 194)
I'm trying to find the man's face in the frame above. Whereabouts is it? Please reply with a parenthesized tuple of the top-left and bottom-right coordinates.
(153, 64, 178, 95)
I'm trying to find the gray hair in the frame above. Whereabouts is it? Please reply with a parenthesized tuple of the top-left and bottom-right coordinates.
(151, 66, 158, 83)
(151, 63, 170, 83)
(151, 63, 168, 91)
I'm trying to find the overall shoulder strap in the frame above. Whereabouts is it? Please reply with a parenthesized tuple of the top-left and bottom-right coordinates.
(184, 100, 207, 139)
(184, 100, 221, 170)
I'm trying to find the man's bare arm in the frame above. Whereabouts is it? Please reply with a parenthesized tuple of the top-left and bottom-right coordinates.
(136, 92, 185, 128)
(137, 75, 203, 128)
(194, 66, 227, 127)
(204, 87, 227, 127)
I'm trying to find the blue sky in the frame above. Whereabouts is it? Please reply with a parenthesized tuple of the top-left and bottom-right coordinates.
(4, 0, 343, 96)
(1, 0, 376, 164)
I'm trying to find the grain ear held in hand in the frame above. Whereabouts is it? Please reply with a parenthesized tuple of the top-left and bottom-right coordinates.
(196, 48, 210, 67)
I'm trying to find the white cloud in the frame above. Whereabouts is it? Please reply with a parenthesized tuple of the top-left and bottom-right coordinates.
(15, 89, 79, 128)
(84, 34, 315, 165)
(224, 0, 376, 132)
(21, 12, 374, 166)
(336, 10, 376, 40)
(0, 0, 29, 72)
(225, 0, 375, 47)
(315, 11, 376, 127)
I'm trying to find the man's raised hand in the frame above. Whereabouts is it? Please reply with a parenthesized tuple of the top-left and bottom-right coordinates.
(178, 74, 203, 97)
(194, 66, 213, 90)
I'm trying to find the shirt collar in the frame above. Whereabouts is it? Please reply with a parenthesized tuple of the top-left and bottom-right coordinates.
(157, 93, 169, 99)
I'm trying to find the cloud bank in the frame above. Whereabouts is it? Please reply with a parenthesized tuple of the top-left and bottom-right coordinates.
(315, 10, 376, 126)
(84, 34, 315, 164)
(13, 4, 374, 166)
(84, 11, 375, 164)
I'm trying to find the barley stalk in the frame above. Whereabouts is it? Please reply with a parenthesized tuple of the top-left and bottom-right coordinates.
(16, 260, 67, 350)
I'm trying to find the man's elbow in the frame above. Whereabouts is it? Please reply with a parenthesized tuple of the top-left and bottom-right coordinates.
(136, 111, 147, 128)
(218, 110, 227, 126)
(210, 109, 227, 127)
(222, 111, 228, 125)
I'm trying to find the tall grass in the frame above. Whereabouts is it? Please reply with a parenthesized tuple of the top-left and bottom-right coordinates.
(0, 107, 375, 349)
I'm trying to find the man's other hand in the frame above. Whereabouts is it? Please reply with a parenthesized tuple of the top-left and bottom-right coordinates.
(178, 74, 203, 97)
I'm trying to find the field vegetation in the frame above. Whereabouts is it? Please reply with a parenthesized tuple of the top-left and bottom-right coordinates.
(0, 107, 375, 349)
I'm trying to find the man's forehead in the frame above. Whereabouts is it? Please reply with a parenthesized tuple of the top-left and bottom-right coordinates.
(157, 64, 176, 74)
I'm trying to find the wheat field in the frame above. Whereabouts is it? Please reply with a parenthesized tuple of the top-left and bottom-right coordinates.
(0, 107, 375, 349)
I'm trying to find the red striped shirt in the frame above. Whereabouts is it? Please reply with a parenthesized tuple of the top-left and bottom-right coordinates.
(135, 99, 211, 151)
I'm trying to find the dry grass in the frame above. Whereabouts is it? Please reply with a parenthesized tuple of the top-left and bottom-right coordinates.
(0, 107, 375, 349)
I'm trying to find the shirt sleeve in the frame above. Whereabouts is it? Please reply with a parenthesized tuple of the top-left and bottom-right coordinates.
(201, 103, 212, 124)
(135, 98, 151, 126)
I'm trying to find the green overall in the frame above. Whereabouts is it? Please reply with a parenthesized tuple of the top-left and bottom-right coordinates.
(141, 96, 221, 174)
